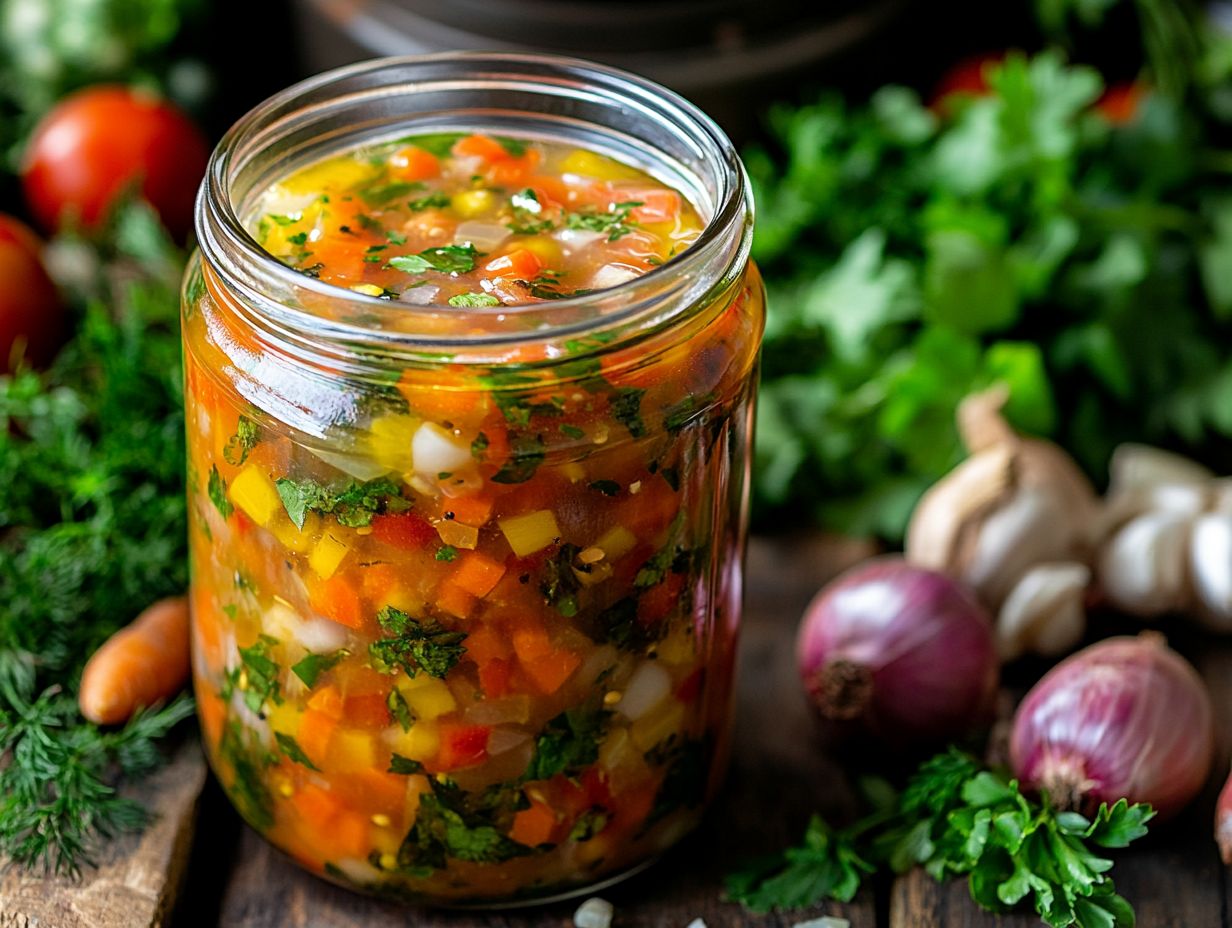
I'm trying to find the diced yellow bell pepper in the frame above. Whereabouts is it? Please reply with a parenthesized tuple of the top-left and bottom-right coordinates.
(499, 509, 561, 557)
(266, 701, 301, 737)
(559, 149, 642, 181)
(279, 159, 372, 197)
(516, 236, 562, 266)
(631, 701, 686, 753)
(270, 511, 321, 554)
(452, 189, 495, 218)
(229, 465, 281, 526)
(397, 676, 456, 721)
(391, 722, 439, 762)
(330, 729, 378, 772)
(594, 524, 637, 561)
(309, 531, 351, 579)
(656, 625, 696, 666)
(367, 414, 418, 475)
(350, 283, 384, 297)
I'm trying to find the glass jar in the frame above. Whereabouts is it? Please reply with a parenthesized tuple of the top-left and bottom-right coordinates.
(184, 52, 764, 906)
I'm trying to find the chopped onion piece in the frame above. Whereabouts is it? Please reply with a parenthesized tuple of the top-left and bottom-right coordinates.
(465, 695, 532, 725)
(486, 727, 532, 756)
(554, 227, 604, 250)
(412, 422, 471, 476)
(617, 662, 671, 720)
(574, 897, 614, 928)
(262, 602, 301, 641)
(589, 263, 640, 291)
(398, 283, 440, 305)
(456, 220, 510, 253)
(296, 616, 350, 653)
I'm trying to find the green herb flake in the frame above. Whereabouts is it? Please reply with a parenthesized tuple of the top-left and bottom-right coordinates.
(369, 607, 467, 679)
(389, 753, 425, 775)
(491, 433, 547, 484)
(435, 545, 459, 562)
(223, 416, 261, 466)
(275, 732, 321, 771)
(610, 387, 646, 438)
(276, 476, 408, 530)
(290, 649, 348, 688)
(448, 292, 502, 308)
(409, 193, 451, 211)
(208, 465, 233, 519)
(388, 244, 481, 276)
(387, 688, 415, 732)
(523, 704, 608, 782)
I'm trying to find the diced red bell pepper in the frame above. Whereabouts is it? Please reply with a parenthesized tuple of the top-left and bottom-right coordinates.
(371, 511, 437, 549)
(436, 723, 490, 771)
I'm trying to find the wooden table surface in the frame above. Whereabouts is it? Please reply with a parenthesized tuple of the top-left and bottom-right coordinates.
(153, 535, 1232, 926)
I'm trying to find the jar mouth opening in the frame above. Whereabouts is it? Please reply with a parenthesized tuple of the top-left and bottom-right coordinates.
(197, 51, 752, 354)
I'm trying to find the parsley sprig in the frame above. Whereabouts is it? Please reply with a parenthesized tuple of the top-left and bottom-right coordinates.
(368, 606, 467, 679)
(725, 750, 1154, 927)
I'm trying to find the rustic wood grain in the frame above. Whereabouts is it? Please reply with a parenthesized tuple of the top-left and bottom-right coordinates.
(1, 740, 207, 928)
(211, 535, 879, 927)
(889, 632, 1232, 928)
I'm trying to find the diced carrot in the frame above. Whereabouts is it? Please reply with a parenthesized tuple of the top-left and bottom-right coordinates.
(435, 723, 489, 771)
(198, 690, 226, 748)
(291, 782, 343, 833)
(464, 625, 510, 666)
(510, 800, 558, 847)
(349, 768, 409, 814)
(526, 176, 571, 208)
(344, 691, 391, 729)
(453, 134, 513, 162)
(371, 511, 437, 550)
(396, 368, 484, 425)
(391, 145, 440, 181)
(522, 649, 582, 695)
(306, 684, 344, 719)
(488, 151, 541, 186)
(638, 572, 686, 624)
(308, 574, 363, 629)
(436, 581, 476, 619)
(478, 657, 512, 698)
(442, 493, 493, 527)
(481, 248, 543, 280)
(509, 615, 553, 664)
(628, 189, 681, 224)
(297, 707, 339, 763)
(333, 809, 372, 858)
(361, 562, 400, 604)
(449, 551, 507, 598)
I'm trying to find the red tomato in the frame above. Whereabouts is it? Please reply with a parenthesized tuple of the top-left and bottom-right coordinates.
(0, 215, 65, 370)
(22, 86, 210, 239)
(930, 53, 1005, 111)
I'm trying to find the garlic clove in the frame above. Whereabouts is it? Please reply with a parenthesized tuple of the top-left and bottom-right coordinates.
(996, 561, 1090, 660)
(964, 486, 1077, 609)
(1108, 443, 1213, 494)
(1098, 510, 1192, 616)
(1190, 512, 1232, 631)
(905, 444, 1014, 576)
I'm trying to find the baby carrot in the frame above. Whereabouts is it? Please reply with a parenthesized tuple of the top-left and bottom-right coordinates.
(79, 595, 190, 725)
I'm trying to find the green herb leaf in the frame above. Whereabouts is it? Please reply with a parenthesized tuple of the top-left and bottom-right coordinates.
(275, 476, 407, 530)
(208, 465, 233, 519)
(491, 433, 546, 484)
(409, 193, 451, 211)
(223, 416, 260, 466)
(369, 607, 467, 679)
(448, 292, 501, 307)
(389, 753, 425, 775)
(387, 688, 415, 732)
(389, 244, 481, 275)
(290, 649, 348, 688)
(523, 704, 608, 782)
(275, 732, 321, 771)
(435, 545, 459, 562)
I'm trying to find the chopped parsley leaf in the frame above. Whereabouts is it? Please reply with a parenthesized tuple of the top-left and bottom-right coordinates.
(387, 688, 415, 732)
(523, 703, 608, 782)
(448, 292, 501, 307)
(369, 607, 467, 679)
(388, 243, 481, 275)
(275, 732, 321, 771)
(409, 193, 451, 211)
(223, 416, 261, 466)
(275, 475, 408, 530)
(207, 465, 233, 519)
(290, 649, 348, 688)
(610, 387, 647, 438)
(491, 433, 546, 484)
(436, 545, 459, 562)
(389, 753, 425, 775)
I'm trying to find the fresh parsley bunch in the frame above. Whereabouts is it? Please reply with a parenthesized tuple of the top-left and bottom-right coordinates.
(726, 750, 1154, 928)
(750, 16, 1232, 539)
(0, 202, 192, 875)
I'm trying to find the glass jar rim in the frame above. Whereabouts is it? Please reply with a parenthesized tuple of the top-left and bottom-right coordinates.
(195, 51, 753, 361)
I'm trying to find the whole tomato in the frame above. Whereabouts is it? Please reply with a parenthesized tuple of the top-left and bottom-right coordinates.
(22, 86, 209, 239)
(0, 215, 65, 370)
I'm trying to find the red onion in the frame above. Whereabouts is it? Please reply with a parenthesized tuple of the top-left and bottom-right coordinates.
(1010, 634, 1212, 820)
(795, 557, 1000, 746)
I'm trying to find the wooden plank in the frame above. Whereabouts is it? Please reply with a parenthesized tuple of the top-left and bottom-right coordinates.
(213, 535, 880, 927)
(890, 634, 1232, 928)
(1, 740, 207, 928)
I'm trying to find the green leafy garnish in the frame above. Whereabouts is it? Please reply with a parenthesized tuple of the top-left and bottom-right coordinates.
(218, 720, 275, 832)
(388, 243, 481, 275)
(359, 179, 424, 206)
(223, 416, 260, 466)
(610, 387, 646, 438)
(491, 433, 546, 484)
(389, 753, 424, 775)
(226, 635, 283, 715)
(207, 465, 232, 519)
(435, 545, 458, 562)
(409, 193, 451, 211)
(725, 749, 1154, 927)
(275, 475, 408, 530)
(275, 732, 321, 771)
(369, 607, 467, 679)
(523, 704, 608, 782)
(387, 688, 414, 732)
(539, 544, 580, 618)
(290, 649, 348, 688)
(397, 778, 530, 869)
(448, 292, 501, 307)
(565, 201, 642, 241)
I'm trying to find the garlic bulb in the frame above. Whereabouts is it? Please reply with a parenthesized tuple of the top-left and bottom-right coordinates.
(906, 386, 1098, 609)
(997, 561, 1090, 660)
(1108, 443, 1214, 494)
(1190, 512, 1232, 631)
(1098, 510, 1192, 616)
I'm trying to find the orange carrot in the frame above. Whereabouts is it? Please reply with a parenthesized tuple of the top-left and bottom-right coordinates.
(510, 800, 558, 846)
(453, 134, 512, 162)
(436, 581, 477, 619)
(390, 145, 440, 181)
(79, 596, 190, 725)
(449, 551, 506, 598)
(308, 574, 363, 629)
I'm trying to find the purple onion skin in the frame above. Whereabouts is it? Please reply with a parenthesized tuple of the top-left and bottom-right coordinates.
(1010, 634, 1213, 821)
(795, 557, 1000, 747)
